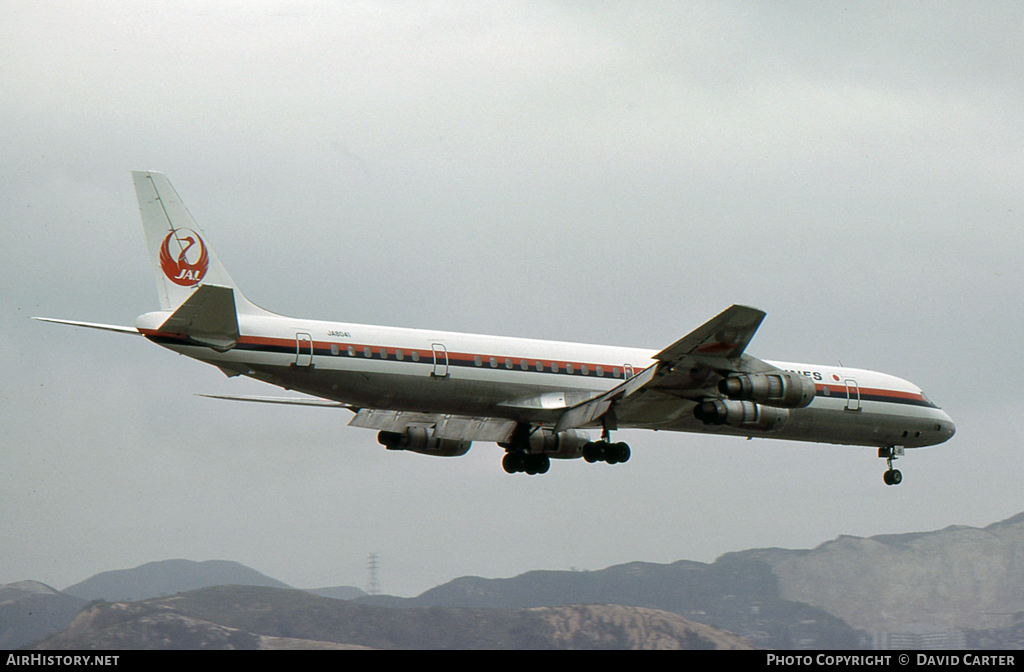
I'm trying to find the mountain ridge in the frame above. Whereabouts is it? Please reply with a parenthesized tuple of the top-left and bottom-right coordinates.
(7, 510, 1024, 648)
(33, 585, 751, 650)
(62, 559, 293, 602)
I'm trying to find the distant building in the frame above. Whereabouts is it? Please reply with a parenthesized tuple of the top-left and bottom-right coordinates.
(875, 629, 966, 650)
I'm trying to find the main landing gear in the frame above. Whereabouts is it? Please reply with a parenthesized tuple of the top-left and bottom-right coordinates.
(500, 426, 631, 475)
(582, 440, 631, 465)
(879, 446, 905, 486)
(502, 451, 550, 475)
(582, 424, 631, 466)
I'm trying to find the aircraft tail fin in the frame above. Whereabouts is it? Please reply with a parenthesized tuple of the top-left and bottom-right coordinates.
(132, 171, 264, 314)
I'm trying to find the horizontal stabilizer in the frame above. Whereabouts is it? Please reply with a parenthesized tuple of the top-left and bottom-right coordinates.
(31, 317, 139, 335)
(159, 284, 239, 352)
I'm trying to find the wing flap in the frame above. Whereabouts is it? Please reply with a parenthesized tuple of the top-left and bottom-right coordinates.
(349, 409, 516, 443)
(554, 364, 658, 433)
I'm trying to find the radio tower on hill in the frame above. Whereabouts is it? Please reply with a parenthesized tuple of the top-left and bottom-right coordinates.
(366, 553, 381, 596)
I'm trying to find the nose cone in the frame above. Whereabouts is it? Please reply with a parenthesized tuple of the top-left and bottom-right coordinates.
(940, 412, 956, 443)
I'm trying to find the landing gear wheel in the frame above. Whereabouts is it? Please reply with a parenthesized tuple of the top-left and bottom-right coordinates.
(583, 440, 630, 465)
(610, 442, 630, 464)
(879, 446, 905, 486)
(503, 451, 525, 474)
(504, 451, 550, 475)
(604, 443, 620, 465)
(583, 441, 606, 463)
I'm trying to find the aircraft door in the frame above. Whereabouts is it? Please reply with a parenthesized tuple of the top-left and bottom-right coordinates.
(431, 343, 449, 378)
(844, 379, 861, 412)
(295, 332, 313, 367)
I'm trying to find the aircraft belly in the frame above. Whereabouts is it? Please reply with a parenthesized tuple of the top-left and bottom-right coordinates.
(617, 398, 947, 449)
(246, 360, 580, 423)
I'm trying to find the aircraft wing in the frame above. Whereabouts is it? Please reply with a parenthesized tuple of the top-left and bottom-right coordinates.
(197, 394, 353, 409)
(653, 303, 766, 362)
(555, 305, 779, 433)
(200, 395, 516, 443)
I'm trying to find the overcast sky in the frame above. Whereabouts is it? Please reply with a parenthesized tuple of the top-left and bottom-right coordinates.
(2, 1, 1022, 597)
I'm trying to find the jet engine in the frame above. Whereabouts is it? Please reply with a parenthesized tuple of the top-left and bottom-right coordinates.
(526, 428, 591, 459)
(693, 399, 790, 432)
(718, 372, 816, 409)
(377, 427, 471, 457)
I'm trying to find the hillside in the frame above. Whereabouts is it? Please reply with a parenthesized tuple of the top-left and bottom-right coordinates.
(62, 560, 292, 603)
(34, 585, 751, 650)
(9, 511, 1024, 649)
(387, 511, 1024, 639)
(734, 512, 1024, 631)
(387, 556, 860, 649)
(0, 581, 87, 649)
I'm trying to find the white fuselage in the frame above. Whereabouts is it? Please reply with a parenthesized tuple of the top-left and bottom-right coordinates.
(136, 310, 956, 451)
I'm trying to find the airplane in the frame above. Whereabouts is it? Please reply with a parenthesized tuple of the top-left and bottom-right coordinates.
(35, 171, 955, 485)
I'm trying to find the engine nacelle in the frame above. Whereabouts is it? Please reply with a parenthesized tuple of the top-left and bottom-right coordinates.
(377, 428, 471, 457)
(694, 399, 790, 432)
(527, 428, 591, 459)
(718, 372, 816, 409)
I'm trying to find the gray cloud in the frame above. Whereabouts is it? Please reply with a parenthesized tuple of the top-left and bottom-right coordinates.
(1, 1, 1021, 595)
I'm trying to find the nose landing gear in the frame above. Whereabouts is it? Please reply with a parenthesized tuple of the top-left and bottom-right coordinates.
(879, 446, 904, 486)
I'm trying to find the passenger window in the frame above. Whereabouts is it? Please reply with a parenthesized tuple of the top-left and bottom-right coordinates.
(490, 357, 498, 368)
(396, 349, 404, 361)
(348, 346, 356, 357)
(379, 348, 388, 359)
(411, 351, 420, 362)
(581, 364, 589, 376)
(566, 363, 574, 374)
(363, 347, 372, 358)
(330, 344, 340, 356)
(596, 366, 604, 377)
(475, 356, 483, 367)
(536, 361, 543, 372)
(520, 359, 528, 371)
(505, 358, 513, 369)
(551, 362, 559, 373)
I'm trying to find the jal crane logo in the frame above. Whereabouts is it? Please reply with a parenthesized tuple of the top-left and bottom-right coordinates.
(159, 228, 209, 286)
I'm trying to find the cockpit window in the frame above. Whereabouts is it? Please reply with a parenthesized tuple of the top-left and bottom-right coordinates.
(920, 391, 940, 408)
